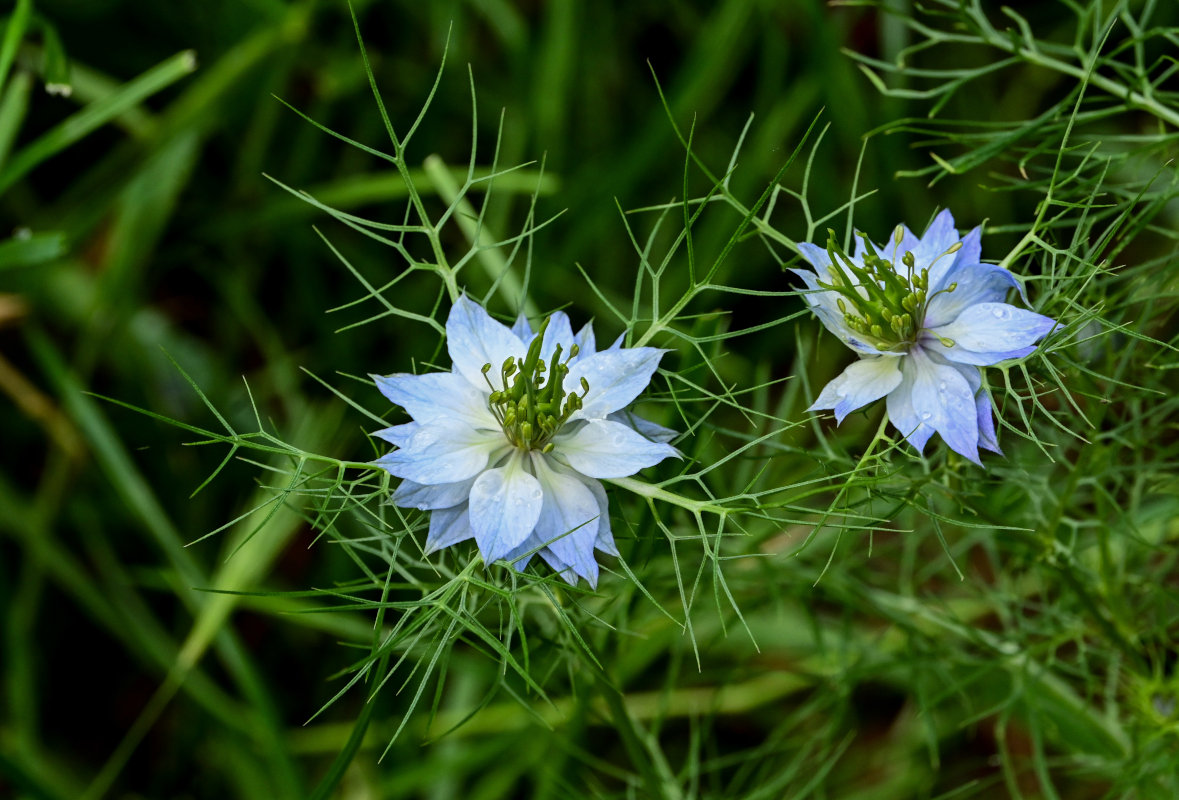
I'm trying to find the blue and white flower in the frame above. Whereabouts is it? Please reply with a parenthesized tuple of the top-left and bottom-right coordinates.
(795, 209, 1056, 465)
(373, 295, 678, 586)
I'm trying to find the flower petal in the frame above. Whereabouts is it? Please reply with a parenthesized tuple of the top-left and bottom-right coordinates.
(374, 372, 496, 428)
(608, 409, 678, 443)
(976, 392, 1001, 454)
(555, 419, 678, 478)
(926, 302, 1056, 366)
(446, 294, 528, 391)
(886, 359, 936, 454)
(531, 456, 602, 587)
(922, 260, 1021, 328)
(907, 348, 981, 464)
(809, 357, 903, 424)
(566, 347, 666, 419)
(511, 313, 533, 340)
(425, 504, 475, 554)
(393, 477, 476, 511)
(574, 321, 596, 355)
(580, 476, 617, 555)
(539, 311, 576, 363)
(911, 209, 959, 268)
(374, 420, 503, 484)
(468, 452, 543, 563)
(790, 268, 899, 357)
(373, 422, 418, 447)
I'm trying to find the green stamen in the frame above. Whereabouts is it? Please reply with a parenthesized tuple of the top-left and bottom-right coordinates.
(482, 315, 590, 451)
(814, 229, 962, 353)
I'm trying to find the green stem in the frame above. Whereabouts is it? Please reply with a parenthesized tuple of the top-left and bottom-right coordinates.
(604, 475, 726, 516)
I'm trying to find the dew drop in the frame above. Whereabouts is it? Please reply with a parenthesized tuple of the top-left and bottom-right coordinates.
(416, 502, 430, 511)
(938, 381, 947, 391)
(531, 488, 544, 501)
(920, 412, 932, 421)
(991, 306, 1010, 320)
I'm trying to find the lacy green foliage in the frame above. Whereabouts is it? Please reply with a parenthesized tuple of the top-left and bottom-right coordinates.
(3, 2, 1179, 799)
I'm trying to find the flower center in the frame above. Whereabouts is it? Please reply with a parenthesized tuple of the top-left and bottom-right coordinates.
(482, 316, 590, 453)
(818, 227, 960, 352)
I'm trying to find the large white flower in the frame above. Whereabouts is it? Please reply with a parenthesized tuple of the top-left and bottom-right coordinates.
(795, 209, 1057, 465)
(373, 295, 678, 587)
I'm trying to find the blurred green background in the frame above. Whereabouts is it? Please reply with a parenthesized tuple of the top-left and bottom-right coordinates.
(3, 0, 1178, 797)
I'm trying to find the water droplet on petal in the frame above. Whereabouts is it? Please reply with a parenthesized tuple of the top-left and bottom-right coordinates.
(531, 488, 544, 501)
(938, 381, 947, 391)
(416, 502, 430, 511)
(991, 307, 1010, 320)
(920, 412, 932, 421)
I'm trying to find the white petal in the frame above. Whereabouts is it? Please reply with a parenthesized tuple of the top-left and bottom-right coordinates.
(531, 456, 602, 587)
(926, 303, 1056, 366)
(393, 477, 476, 511)
(468, 452, 543, 562)
(923, 261, 1020, 328)
(555, 419, 679, 479)
(566, 347, 666, 420)
(906, 348, 980, 464)
(374, 372, 495, 427)
(608, 409, 678, 443)
(425, 504, 475, 553)
(446, 294, 528, 391)
(374, 421, 503, 484)
(809, 357, 903, 424)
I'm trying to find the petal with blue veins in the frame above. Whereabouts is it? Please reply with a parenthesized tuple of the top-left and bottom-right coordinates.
(468, 452, 543, 563)
(809, 357, 903, 424)
(555, 419, 678, 478)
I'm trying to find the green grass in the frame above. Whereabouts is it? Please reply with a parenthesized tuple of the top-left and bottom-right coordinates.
(2, 1, 1178, 798)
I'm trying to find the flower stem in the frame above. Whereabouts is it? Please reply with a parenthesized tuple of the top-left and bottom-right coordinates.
(603, 475, 726, 516)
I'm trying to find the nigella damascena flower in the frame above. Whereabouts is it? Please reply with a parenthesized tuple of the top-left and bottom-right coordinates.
(795, 209, 1056, 465)
(372, 295, 679, 587)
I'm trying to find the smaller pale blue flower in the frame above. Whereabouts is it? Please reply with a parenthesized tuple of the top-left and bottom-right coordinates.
(373, 295, 679, 587)
(796, 209, 1056, 465)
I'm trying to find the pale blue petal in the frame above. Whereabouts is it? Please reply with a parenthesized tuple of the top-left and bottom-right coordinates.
(373, 422, 418, 447)
(809, 357, 903, 424)
(925, 223, 978, 295)
(425, 504, 474, 554)
(977, 393, 1001, 454)
(791, 268, 896, 357)
(539, 311, 576, 363)
(446, 294, 528, 391)
(887, 357, 935, 453)
(926, 303, 1056, 366)
(393, 477, 476, 511)
(797, 241, 835, 271)
(511, 313, 533, 341)
(555, 419, 678, 479)
(537, 548, 579, 586)
(910, 209, 958, 268)
(580, 476, 617, 555)
(566, 347, 666, 419)
(374, 372, 494, 427)
(907, 349, 980, 464)
(923, 261, 1020, 328)
(608, 409, 679, 443)
(606, 332, 625, 351)
(373, 421, 502, 484)
(532, 456, 601, 587)
(574, 322, 596, 355)
(468, 452, 543, 563)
